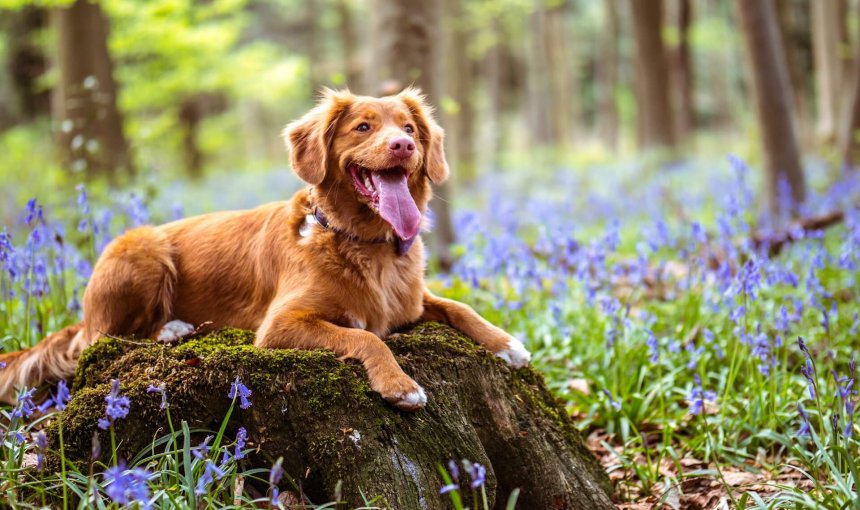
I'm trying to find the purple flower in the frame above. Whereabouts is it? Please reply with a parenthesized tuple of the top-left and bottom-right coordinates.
(687, 375, 716, 416)
(439, 483, 458, 494)
(468, 461, 486, 489)
(797, 403, 811, 436)
(645, 330, 658, 363)
(34, 431, 47, 471)
(193, 435, 214, 461)
(103, 461, 152, 508)
(602, 388, 622, 411)
(269, 458, 284, 505)
(195, 459, 226, 495)
(11, 387, 37, 420)
(234, 427, 248, 460)
(99, 379, 130, 430)
(228, 376, 252, 409)
(146, 384, 168, 410)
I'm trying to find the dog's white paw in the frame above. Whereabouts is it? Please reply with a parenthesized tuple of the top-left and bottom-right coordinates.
(496, 337, 531, 368)
(391, 385, 427, 411)
(157, 320, 196, 342)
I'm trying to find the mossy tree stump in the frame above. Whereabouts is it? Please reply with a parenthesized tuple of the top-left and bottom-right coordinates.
(54, 323, 614, 509)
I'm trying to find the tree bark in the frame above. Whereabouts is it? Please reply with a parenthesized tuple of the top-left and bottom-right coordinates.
(776, 0, 814, 148)
(370, 0, 455, 270)
(670, 0, 694, 141)
(598, 0, 620, 149)
(839, 0, 860, 169)
(811, 0, 843, 143)
(51, 0, 131, 176)
(1, 6, 50, 124)
(629, 0, 675, 149)
(335, 0, 362, 91)
(52, 323, 615, 509)
(441, 0, 476, 182)
(735, 0, 807, 211)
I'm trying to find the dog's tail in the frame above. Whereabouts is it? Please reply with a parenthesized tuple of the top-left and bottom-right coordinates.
(0, 322, 84, 404)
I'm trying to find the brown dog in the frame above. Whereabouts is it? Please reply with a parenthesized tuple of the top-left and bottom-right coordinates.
(0, 88, 530, 410)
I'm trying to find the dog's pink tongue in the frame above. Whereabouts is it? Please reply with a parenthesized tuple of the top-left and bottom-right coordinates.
(370, 169, 421, 241)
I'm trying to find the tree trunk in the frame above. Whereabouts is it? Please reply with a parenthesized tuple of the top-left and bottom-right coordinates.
(2, 6, 50, 124)
(839, 1, 860, 169)
(598, 0, 620, 149)
(51, 0, 131, 176)
(51, 324, 615, 509)
(304, 0, 323, 91)
(735, 0, 807, 211)
(776, 0, 814, 148)
(370, 0, 455, 270)
(629, 0, 675, 149)
(335, 0, 362, 91)
(670, 0, 694, 141)
(811, 0, 843, 144)
(441, 0, 476, 182)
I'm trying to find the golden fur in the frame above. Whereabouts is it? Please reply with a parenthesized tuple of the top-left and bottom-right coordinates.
(0, 88, 530, 410)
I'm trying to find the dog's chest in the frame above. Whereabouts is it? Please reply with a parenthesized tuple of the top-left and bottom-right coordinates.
(344, 256, 423, 336)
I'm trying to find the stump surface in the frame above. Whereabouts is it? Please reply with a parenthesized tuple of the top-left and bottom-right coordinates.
(54, 323, 614, 509)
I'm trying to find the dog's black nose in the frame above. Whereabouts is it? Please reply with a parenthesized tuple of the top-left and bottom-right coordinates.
(388, 136, 415, 159)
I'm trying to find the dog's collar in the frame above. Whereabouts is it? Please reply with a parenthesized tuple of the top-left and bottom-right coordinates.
(308, 207, 415, 256)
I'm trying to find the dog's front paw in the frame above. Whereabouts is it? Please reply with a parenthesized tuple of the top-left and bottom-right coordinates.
(372, 372, 427, 412)
(495, 337, 531, 368)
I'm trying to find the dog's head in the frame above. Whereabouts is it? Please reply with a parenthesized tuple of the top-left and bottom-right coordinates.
(284, 88, 448, 244)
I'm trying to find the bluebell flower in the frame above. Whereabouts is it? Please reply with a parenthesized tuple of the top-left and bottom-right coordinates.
(146, 384, 168, 410)
(34, 431, 47, 471)
(228, 376, 252, 409)
(439, 483, 458, 494)
(645, 330, 658, 363)
(447, 459, 459, 482)
(195, 459, 226, 495)
(234, 427, 248, 460)
(11, 387, 37, 420)
(99, 379, 130, 430)
(602, 388, 621, 411)
(687, 375, 716, 416)
(193, 435, 214, 461)
(103, 462, 152, 508)
(468, 461, 486, 489)
(269, 458, 284, 505)
(797, 402, 811, 436)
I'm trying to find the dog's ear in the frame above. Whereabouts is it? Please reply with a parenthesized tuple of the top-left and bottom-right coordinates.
(284, 89, 353, 185)
(398, 87, 449, 184)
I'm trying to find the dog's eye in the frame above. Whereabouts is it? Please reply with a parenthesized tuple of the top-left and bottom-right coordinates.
(355, 122, 370, 132)
(404, 124, 414, 135)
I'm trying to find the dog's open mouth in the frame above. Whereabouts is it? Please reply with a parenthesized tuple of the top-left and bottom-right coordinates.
(348, 163, 421, 242)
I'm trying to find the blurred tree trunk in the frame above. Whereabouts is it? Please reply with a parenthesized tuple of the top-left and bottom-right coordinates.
(629, 0, 675, 149)
(776, 0, 814, 148)
(840, 57, 860, 168)
(1, 6, 50, 126)
(526, 1, 576, 147)
(670, 0, 694, 141)
(51, 0, 131, 176)
(441, 0, 476, 182)
(735, 0, 806, 211)
(811, 0, 843, 144)
(370, 0, 455, 270)
(336, 0, 362, 90)
(838, 0, 860, 168)
(304, 0, 323, 90)
(597, 0, 619, 149)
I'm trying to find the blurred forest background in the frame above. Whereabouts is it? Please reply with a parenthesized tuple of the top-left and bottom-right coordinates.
(0, 0, 858, 249)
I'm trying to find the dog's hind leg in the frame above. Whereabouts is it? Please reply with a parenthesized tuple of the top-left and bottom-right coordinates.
(82, 226, 178, 343)
(0, 226, 178, 404)
(255, 308, 427, 411)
